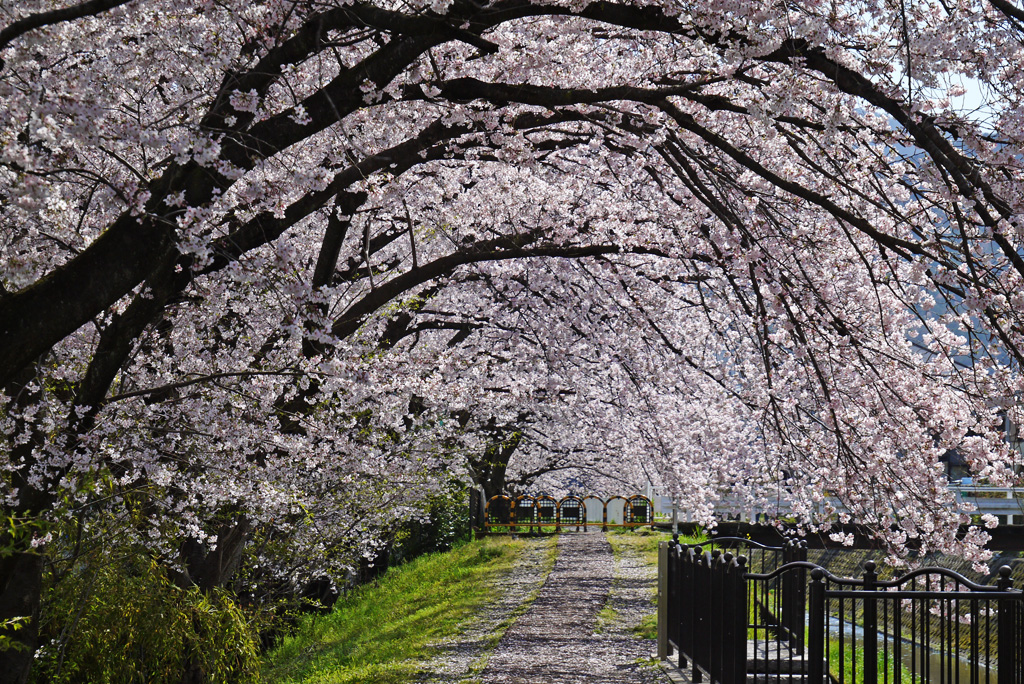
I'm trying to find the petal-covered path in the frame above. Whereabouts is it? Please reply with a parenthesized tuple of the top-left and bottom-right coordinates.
(418, 532, 672, 683)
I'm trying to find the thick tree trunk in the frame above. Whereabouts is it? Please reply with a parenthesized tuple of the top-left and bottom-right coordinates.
(0, 369, 51, 684)
(0, 549, 43, 684)
(176, 518, 252, 593)
(477, 463, 509, 501)
(174, 518, 252, 684)
(467, 432, 522, 500)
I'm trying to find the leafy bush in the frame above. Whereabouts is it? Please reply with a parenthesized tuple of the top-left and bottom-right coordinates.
(33, 552, 262, 684)
(388, 488, 472, 565)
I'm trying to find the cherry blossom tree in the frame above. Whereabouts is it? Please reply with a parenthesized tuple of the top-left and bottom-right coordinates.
(4, 0, 1024, 678)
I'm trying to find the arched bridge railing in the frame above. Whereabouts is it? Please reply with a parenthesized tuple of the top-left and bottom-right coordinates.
(556, 496, 585, 532)
(483, 494, 657, 532)
(627, 494, 653, 526)
(513, 495, 536, 529)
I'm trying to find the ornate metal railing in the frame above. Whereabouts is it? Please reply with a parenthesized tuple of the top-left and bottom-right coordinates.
(663, 538, 807, 683)
(659, 538, 1024, 684)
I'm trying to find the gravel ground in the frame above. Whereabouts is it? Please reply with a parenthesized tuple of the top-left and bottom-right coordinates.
(414, 536, 555, 683)
(428, 531, 671, 684)
(600, 535, 660, 639)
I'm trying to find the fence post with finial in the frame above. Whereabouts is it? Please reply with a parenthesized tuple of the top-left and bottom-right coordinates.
(862, 560, 878, 684)
(808, 567, 826, 684)
(998, 565, 1017, 684)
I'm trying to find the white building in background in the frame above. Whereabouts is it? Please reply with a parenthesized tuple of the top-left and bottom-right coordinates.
(650, 413, 1024, 526)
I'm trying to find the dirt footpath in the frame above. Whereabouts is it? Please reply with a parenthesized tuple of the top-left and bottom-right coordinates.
(419, 531, 670, 683)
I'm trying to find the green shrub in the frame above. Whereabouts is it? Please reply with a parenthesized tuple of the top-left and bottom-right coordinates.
(388, 489, 472, 565)
(33, 554, 262, 684)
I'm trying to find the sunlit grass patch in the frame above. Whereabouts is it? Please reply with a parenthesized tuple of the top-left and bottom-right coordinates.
(595, 603, 620, 633)
(633, 612, 658, 639)
(607, 527, 705, 566)
(261, 536, 530, 684)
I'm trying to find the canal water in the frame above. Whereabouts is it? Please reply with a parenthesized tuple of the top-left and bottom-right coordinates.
(827, 615, 996, 683)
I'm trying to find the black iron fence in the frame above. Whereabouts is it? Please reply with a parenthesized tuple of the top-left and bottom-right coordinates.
(665, 542, 747, 684)
(659, 537, 1024, 684)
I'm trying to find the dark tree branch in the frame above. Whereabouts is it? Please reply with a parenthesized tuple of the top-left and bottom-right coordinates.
(101, 370, 307, 406)
(331, 242, 624, 340)
(0, 0, 135, 53)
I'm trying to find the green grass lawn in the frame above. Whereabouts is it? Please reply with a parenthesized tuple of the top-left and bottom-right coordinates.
(261, 536, 543, 684)
(605, 527, 706, 567)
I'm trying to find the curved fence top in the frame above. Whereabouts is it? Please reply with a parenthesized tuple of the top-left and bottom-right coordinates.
(673, 536, 803, 552)
(488, 493, 654, 505)
(739, 556, 1019, 593)
(820, 559, 1017, 591)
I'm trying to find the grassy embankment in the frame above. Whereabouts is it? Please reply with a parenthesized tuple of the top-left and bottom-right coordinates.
(261, 535, 555, 684)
